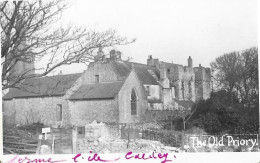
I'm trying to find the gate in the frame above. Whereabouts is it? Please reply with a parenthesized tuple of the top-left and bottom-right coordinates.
(52, 127, 73, 154)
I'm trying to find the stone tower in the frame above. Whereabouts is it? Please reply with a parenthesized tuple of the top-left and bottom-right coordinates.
(10, 38, 35, 77)
(159, 63, 171, 105)
(193, 64, 211, 100)
(12, 58, 35, 76)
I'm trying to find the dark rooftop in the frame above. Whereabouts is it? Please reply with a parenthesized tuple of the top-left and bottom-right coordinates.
(110, 60, 160, 85)
(3, 73, 81, 100)
(69, 82, 123, 100)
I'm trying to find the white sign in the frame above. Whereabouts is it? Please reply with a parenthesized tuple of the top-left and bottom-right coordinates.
(42, 127, 51, 133)
(42, 127, 51, 140)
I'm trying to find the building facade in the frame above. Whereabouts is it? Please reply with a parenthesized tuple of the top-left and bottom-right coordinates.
(3, 49, 212, 129)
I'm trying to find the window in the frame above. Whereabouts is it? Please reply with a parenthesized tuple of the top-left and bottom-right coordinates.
(40, 97, 44, 103)
(77, 127, 85, 137)
(95, 75, 99, 83)
(150, 103, 154, 110)
(188, 81, 192, 99)
(167, 69, 170, 73)
(181, 81, 185, 99)
(56, 104, 62, 121)
(131, 89, 137, 115)
(145, 86, 150, 96)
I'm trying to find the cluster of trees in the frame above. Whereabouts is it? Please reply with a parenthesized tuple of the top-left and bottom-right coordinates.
(1, 0, 134, 90)
(187, 47, 258, 134)
(211, 47, 258, 108)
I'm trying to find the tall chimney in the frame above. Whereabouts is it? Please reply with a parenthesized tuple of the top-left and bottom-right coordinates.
(97, 46, 104, 56)
(188, 56, 193, 67)
(160, 64, 167, 80)
(110, 50, 116, 60)
(116, 51, 122, 60)
(147, 55, 159, 67)
(94, 46, 104, 62)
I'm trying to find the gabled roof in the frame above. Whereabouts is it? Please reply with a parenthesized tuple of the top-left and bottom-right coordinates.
(109, 60, 131, 79)
(69, 82, 123, 100)
(3, 73, 81, 100)
(109, 60, 160, 85)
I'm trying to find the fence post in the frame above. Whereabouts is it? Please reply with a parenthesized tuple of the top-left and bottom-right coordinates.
(127, 129, 130, 148)
(181, 130, 184, 148)
(72, 126, 77, 154)
(52, 136, 55, 154)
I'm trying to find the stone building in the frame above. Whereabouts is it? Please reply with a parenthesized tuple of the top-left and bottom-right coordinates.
(3, 49, 211, 134)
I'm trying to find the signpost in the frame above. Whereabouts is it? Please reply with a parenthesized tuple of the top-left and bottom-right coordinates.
(42, 127, 51, 140)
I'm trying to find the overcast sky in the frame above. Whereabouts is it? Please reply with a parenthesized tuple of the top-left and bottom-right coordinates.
(52, 0, 258, 74)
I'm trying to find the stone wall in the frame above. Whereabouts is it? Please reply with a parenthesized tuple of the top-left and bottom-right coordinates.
(194, 66, 211, 100)
(162, 63, 196, 101)
(83, 62, 118, 83)
(3, 99, 16, 125)
(77, 138, 165, 154)
(76, 124, 121, 153)
(118, 69, 148, 123)
(69, 99, 119, 126)
(144, 84, 160, 101)
(3, 96, 70, 126)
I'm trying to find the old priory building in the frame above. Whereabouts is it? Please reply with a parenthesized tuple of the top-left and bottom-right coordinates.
(3, 49, 212, 130)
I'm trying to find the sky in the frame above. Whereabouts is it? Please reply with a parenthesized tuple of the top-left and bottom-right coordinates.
(50, 0, 258, 74)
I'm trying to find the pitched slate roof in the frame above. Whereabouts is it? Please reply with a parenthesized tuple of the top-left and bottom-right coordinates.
(69, 82, 123, 100)
(3, 73, 81, 100)
(3, 59, 160, 100)
(109, 61, 131, 79)
(109, 60, 160, 85)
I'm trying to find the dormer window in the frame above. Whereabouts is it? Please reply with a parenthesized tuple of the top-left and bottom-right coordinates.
(95, 75, 99, 83)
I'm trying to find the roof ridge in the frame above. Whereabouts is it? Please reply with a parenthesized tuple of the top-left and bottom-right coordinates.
(161, 61, 183, 67)
(20, 73, 81, 82)
(32, 72, 82, 79)
(82, 81, 122, 85)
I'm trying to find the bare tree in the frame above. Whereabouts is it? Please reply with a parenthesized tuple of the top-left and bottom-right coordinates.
(1, 0, 135, 90)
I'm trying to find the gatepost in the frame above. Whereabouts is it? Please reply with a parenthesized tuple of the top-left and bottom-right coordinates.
(72, 126, 78, 154)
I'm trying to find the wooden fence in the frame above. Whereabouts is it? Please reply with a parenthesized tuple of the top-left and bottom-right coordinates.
(3, 135, 40, 154)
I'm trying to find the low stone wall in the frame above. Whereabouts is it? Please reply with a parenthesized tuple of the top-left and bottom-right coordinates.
(76, 138, 178, 153)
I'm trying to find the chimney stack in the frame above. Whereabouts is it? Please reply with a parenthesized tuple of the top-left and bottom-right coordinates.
(116, 51, 122, 60)
(110, 50, 116, 60)
(147, 55, 159, 67)
(188, 56, 193, 67)
(102, 55, 106, 62)
(94, 46, 104, 62)
(160, 64, 167, 80)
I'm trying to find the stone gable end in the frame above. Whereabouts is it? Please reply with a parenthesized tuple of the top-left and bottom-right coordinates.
(118, 69, 148, 123)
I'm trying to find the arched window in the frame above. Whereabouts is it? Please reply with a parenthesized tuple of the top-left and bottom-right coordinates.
(131, 89, 137, 115)
(181, 81, 185, 99)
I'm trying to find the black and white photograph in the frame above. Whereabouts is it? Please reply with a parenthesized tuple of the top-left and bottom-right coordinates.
(1, 0, 259, 162)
